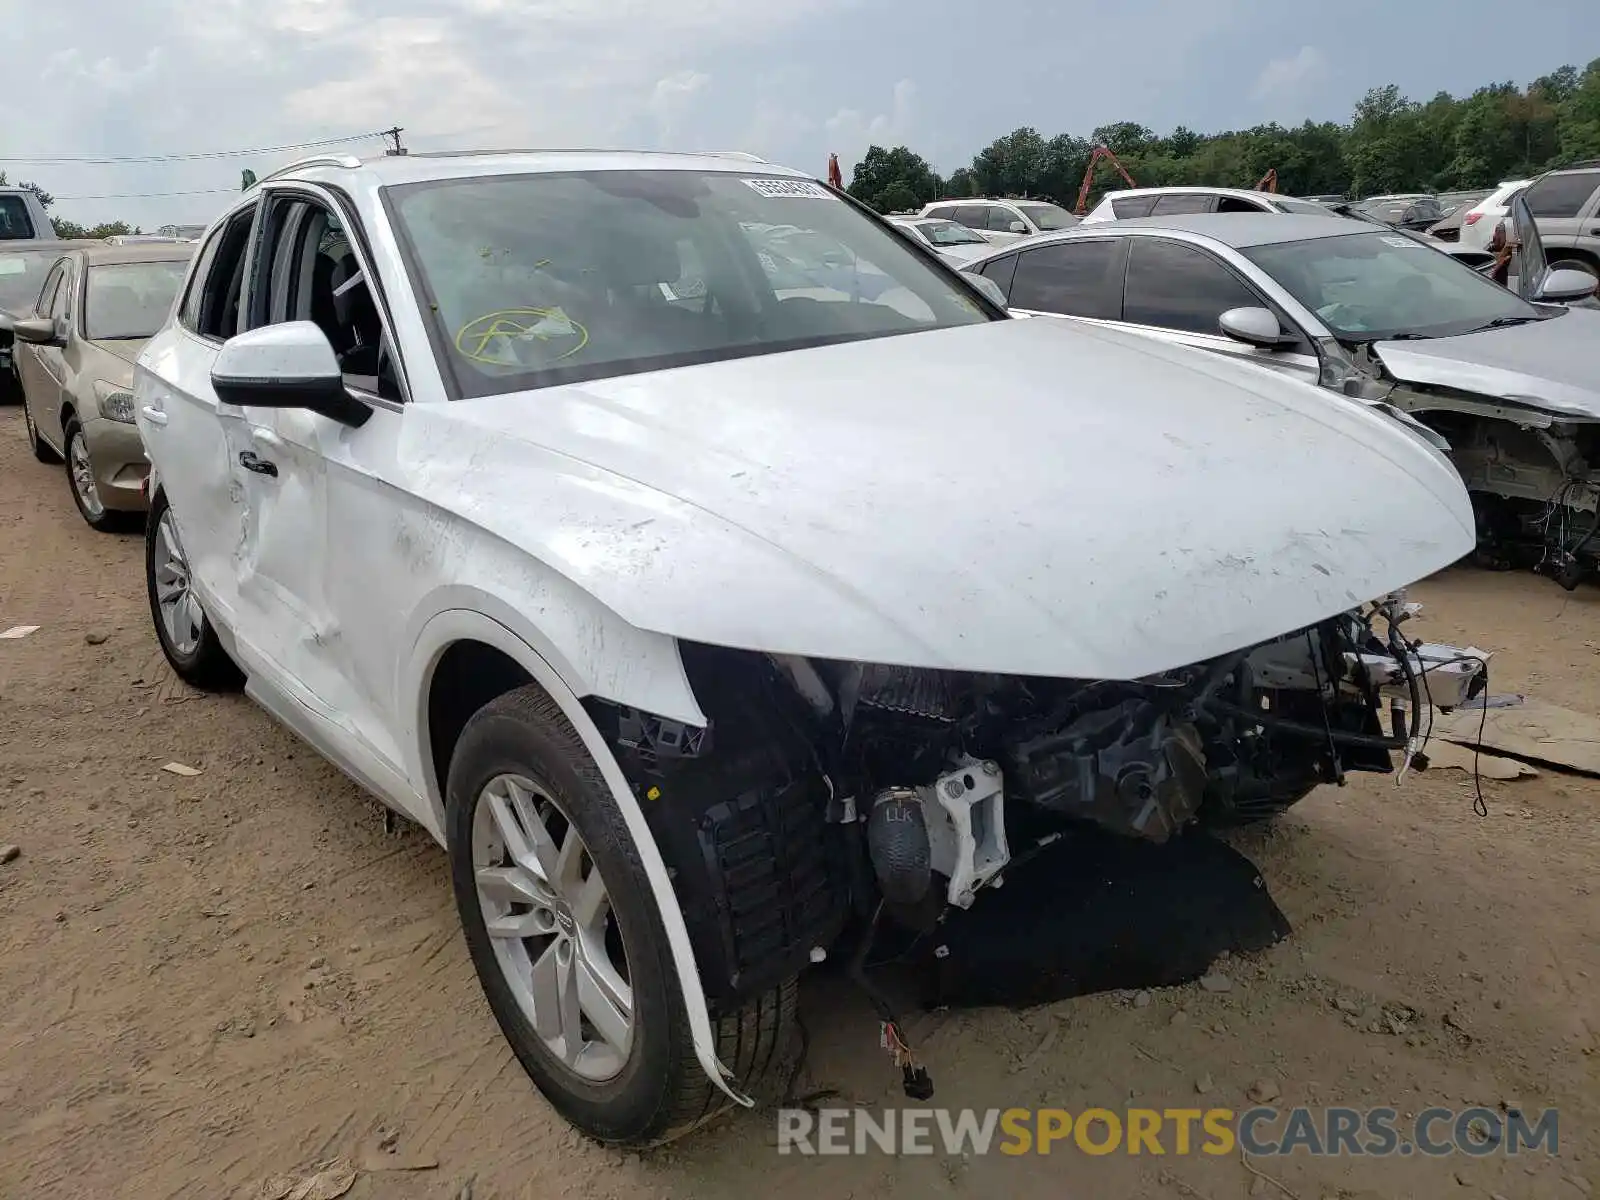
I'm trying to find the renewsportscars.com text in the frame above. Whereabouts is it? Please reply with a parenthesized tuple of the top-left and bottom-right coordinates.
(776, 1105, 1559, 1157)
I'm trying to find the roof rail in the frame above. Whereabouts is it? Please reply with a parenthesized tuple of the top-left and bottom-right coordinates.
(698, 150, 767, 162)
(254, 154, 364, 186)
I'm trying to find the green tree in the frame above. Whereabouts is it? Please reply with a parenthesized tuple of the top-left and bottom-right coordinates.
(970, 127, 1048, 197)
(846, 145, 942, 211)
(47, 219, 139, 239)
(1558, 58, 1600, 160)
(0, 172, 54, 209)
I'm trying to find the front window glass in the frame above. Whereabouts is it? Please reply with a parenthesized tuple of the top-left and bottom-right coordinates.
(388, 171, 991, 397)
(84, 260, 189, 340)
(914, 220, 987, 246)
(0, 249, 67, 311)
(1242, 230, 1543, 341)
(1016, 202, 1076, 230)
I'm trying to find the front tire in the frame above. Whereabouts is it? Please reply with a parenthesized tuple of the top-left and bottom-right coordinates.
(144, 488, 243, 690)
(446, 685, 795, 1146)
(64, 418, 134, 532)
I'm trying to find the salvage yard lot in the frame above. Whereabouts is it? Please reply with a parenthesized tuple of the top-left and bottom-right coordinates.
(1, 404, 1597, 1200)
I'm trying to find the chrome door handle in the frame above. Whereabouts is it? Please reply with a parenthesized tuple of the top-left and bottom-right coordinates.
(141, 406, 168, 426)
(238, 450, 278, 477)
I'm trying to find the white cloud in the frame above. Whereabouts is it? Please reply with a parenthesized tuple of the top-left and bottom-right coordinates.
(825, 79, 917, 178)
(648, 70, 712, 142)
(1251, 45, 1328, 102)
(4, 0, 858, 230)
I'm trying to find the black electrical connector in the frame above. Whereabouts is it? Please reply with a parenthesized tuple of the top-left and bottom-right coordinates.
(902, 1064, 934, 1101)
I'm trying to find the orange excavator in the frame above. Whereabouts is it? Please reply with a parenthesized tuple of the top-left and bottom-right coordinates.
(1074, 145, 1137, 214)
(1256, 168, 1278, 193)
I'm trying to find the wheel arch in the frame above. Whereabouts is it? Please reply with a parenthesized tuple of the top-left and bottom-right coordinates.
(402, 602, 747, 1109)
(1548, 245, 1600, 274)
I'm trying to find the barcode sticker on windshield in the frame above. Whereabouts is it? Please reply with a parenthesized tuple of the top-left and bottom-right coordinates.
(1381, 235, 1422, 248)
(742, 177, 831, 199)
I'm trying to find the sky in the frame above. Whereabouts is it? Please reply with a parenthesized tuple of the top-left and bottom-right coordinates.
(4, 0, 1595, 232)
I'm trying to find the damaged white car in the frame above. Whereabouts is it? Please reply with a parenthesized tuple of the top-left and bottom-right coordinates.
(135, 150, 1485, 1146)
(965, 196, 1600, 587)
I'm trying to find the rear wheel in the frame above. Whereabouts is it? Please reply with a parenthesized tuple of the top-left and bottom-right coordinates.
(446, 685, 795, 1146)
(144, 488, 243, 690)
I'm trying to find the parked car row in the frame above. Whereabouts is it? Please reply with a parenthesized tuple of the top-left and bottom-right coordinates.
(957, 192, 1600, 586)
(2, 241, 195, 528)
(1, 149, 1528, 1151)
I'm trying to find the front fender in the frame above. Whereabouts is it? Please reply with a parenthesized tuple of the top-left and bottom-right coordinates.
(400, 607, 751, 1111)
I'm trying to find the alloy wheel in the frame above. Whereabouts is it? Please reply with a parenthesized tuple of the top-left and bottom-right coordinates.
(152, 508, 202, 656)
(471, 773, 634, 1082)
(68, 430, 105, 519)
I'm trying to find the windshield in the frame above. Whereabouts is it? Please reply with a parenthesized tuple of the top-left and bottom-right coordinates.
(388, 171, 991, 397)
(1241, 230, 1543, 341)
(0, 248, 65, 312)
(83, 260, 188, 340)
(915, 219, 987, 246)
(1016, 202, 1076, 231)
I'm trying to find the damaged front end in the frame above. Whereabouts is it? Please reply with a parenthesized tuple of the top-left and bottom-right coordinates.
(1325, 335, 1600, 591)
(1423, 401, 1600, 590)
(584, 594, 1486, 1018)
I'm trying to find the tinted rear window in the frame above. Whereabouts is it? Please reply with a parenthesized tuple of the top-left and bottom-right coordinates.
(1524, 171, 1600, 219)
(0, 196, 38, 241)
(1150, 194, 1213, 216)
(1111, 196, 1157, 219)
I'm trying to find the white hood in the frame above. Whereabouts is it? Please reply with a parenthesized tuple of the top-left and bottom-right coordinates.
(400, 317, 1475, 680)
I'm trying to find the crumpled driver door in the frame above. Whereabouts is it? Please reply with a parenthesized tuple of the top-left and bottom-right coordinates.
(216, 395, 330, 688)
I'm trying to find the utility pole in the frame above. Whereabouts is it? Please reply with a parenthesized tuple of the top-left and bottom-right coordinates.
(383, 126, 407, 156)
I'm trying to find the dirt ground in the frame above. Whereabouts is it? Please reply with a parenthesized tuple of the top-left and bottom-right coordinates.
(2, 404, 1597, 1200)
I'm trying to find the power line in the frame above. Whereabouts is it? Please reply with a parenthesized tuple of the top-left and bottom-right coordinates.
(0, 130, 388, 166)
(54, 187, 237, 200)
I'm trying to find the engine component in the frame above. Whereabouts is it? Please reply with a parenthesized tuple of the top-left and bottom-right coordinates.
(1346, 643, 1487, 710)
(855, 663, 964, 722)
(642, 761, 845, 1010)
(593, 645, 848, 1010)
(1244, 628, 1487, 712)
(615, 707, 710, 768)
(1003, 700, 1207, 842)
(917, 758, 1010, 908)
(867, 788, 933, 904)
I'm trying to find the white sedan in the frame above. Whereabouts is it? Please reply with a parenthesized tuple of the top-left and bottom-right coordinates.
(135, 149, 1482, 1146)
(885, 215, 996, 266)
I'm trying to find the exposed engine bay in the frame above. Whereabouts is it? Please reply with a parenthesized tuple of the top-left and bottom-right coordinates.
(584, 593, 1486, 1019)
(1423, 407, 1600, 590)
(1342, 338, 1600, 592)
